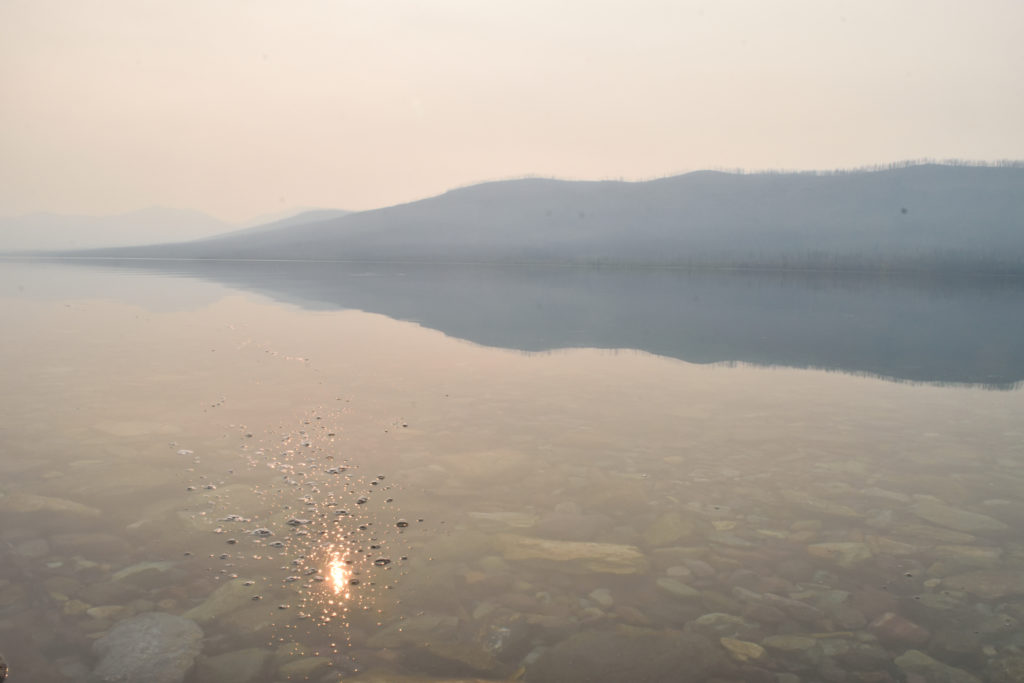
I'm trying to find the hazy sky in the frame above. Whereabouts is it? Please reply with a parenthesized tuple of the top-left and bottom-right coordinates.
(2, 0, 1022, 222)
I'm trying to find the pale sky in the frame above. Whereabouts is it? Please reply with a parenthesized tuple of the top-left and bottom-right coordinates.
(1, 0, 1022, 222)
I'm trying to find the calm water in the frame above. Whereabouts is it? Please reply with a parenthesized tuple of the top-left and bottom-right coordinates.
(1, 260, 1023, 683)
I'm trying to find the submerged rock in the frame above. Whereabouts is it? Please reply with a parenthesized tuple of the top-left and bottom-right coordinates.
(90, 612, 203, 683)
(910, 501, 1007, 534)
(194, 648, 269, 683)
(869, 612, 930, 645)
(182, 578, 259, 624)
(762, 635, 817, 652)
(526, 625, 727, 683)
(932, 544, 1003, 568)
(0, 492, 100, 517)
(495, 535, 649, 574)
(894, 649, 981, 683)
(687, 612, 760, 640)
(720, 637, 765, 662)
(276, 657, 331, 680)
(642, 512, 696, 546)
(943, 570, 1024, 599)
(781, 490, 860, 518)
(806, 542, 872, 568)
(468, 511, 539, 529)
(655, 577, 700, 599)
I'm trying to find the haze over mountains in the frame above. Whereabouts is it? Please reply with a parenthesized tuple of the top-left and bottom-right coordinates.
(46, 164, 1024, 272)
(0, 207, 350, 252)
(0, 207, 230, 251)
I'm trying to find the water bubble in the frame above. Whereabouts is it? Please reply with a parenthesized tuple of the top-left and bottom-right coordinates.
(396, 519, 409, 528)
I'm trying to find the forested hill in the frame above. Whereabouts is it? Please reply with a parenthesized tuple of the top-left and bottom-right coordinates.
(78, 164, 1024, 272)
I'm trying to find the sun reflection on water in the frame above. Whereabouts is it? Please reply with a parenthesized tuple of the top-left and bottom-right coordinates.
(328, 550, 351, 597)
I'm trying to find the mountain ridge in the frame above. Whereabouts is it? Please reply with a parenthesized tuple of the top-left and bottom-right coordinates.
(67, 164, 1024, 272)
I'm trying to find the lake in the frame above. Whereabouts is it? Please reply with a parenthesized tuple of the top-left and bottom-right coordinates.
(1, 259, 1023, 683)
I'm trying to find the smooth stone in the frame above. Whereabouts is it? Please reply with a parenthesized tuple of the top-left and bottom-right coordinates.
(757, 593, 823, 623)
(0, 492, 100, 517)
(932, 545, 1003, 568)
(656, 578, 701, 599)
(87, 605, 128, 620)
(468, 511, 539, 529)
(910, 502, 1007, 534)
(526, 625, 725, 683)
(63, 598, 91, 615)
(894, 649, 981, 683)
(806, 542, 872, 568)
(707, 531, 753, 547)
(762, 635, 817, 651)
(891, 524, 976, 544)
(588, 588, 614, 608)
(182, 578, 259, 624)
(614, 605, 651, 626)
(683, 559, 716, 579)
(642, 512, 695, 546)
(400, 639, 502, 677)
(217, 605, 280, 636)
(866, 535, 925, 556)
(112, 561, 177, 582)
(665, 565, 693, 579)
(495, 535, 649, 574)
(195, 648, 269, 683)
(943, 570, 1024, 599)
(91, 612, 203, 683)
(916, 592, 963, 610)
(276, 657, 331, 680)
(720, 637, 765, 661)
(368, 614, 459, 648)
(781, 491, 860, 518)
(687, 613, 759, 640)
(829, 604, 867, 630)
(869, 612, 930, 645)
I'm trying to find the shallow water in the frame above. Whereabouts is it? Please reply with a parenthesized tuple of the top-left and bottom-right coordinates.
(1, 260, 1023, 682)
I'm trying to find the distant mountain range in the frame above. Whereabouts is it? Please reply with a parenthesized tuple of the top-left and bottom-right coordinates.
(49, 164, 1024, 272)
(0, 207, 350, 252)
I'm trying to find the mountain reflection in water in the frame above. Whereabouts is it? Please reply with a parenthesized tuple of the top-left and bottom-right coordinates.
(63, 259, 1024, 388)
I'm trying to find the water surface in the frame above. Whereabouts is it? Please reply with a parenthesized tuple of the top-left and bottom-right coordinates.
(1, 260, 1023, 682)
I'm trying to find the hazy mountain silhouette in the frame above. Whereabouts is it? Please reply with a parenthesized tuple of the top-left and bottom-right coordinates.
(195, 208, 351, 240)
(77, 164, 1024, 272)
